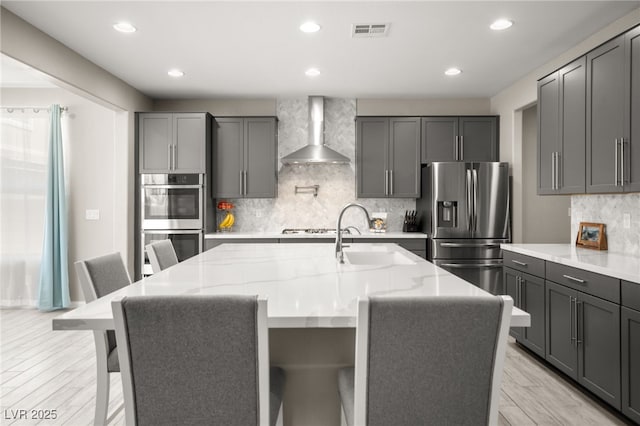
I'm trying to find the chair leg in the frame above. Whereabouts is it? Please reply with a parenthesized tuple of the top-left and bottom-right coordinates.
(94, 364, 110, 425)
(275, 403, 283, 426)
(93, 332, 111, 426)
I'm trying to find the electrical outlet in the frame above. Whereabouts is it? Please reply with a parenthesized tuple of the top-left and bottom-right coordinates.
(623, 213, 631, 229)
(568, 207, 572, 217)
(85, 209, 100, 220)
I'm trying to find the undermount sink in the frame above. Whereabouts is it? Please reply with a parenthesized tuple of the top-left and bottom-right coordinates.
(343, 250, 416, 266)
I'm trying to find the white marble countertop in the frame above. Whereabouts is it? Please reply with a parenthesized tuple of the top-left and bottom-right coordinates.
(54, 243, 528, 330)
(501, 244, 640, 284)
(205, 231, 428, 239)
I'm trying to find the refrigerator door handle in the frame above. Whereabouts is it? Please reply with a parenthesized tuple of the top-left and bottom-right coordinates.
(466, 169, 473, 233)
(472, 168, 478, 233)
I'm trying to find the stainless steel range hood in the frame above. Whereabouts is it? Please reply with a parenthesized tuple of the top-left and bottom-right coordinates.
(281, 96, 350, 165)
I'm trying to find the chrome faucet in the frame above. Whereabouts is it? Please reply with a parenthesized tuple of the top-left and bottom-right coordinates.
(335, 203, 373, 263)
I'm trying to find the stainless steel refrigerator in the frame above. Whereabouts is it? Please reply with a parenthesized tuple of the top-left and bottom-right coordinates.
(417, 162, 510, 295)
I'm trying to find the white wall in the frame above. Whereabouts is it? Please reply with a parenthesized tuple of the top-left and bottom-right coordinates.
(491, 8, 640, 247)
(521, 105, 570, 243)
(1, 7, 152, 283)
(2, 88, 119, 302)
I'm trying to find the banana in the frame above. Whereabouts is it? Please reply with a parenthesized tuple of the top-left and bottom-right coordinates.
(219, 212, 232, 229)
(219, 212, 235, 229)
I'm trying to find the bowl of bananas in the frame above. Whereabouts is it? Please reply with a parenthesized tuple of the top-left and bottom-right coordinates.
(217, 201, 235, 232)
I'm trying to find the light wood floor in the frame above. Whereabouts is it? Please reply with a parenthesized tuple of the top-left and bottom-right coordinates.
(0, 308, 632, 426)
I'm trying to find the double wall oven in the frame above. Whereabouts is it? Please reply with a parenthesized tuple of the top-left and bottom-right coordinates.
(140, 174, 204, 276)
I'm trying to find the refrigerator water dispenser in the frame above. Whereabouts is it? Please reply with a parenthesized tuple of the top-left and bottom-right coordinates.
(437, 201, 457, 227)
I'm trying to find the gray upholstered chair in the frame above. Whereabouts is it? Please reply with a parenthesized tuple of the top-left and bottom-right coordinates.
(112, 295, 285, 426)
(75, 252, 132, 426)
(338, 295, 513, 426)
(145, 239, 179, 273)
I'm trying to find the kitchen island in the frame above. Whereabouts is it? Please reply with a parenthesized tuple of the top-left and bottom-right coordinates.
(54, 243, 529, 425)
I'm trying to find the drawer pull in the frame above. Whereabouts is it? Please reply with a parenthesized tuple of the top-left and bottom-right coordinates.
(563, 274, 586, 284)
(511, 260, 527, 266)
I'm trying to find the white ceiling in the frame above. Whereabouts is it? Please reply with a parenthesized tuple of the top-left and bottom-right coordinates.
(2, 1, 639, 99)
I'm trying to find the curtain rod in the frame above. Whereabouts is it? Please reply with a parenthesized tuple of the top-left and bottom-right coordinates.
(0, 106, 68, 113)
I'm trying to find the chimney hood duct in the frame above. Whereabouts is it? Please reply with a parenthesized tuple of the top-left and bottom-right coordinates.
(281, 96, 351, 164)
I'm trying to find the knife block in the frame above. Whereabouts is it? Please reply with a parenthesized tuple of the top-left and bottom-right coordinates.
(402, 223, 419, 232)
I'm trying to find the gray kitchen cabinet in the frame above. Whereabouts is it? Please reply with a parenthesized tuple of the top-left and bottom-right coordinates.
(213, 117, 277, 198)
(622, 280, 640, 422)
(546, 280, 578, 377)
(356, 117, 420, 198)
(586, 27, 640, 194)
(504, 267, 546, 357)
(421, 116, 498, 163)
(626, 26, 640, 192)
(546, 279, 621, 410)
(139, 112, 210, 173)
(537, 57, 586, 195)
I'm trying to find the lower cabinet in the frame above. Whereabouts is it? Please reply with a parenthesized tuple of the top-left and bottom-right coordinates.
(622, 307, 640, 423)
(622, 278, 640, 422)
(546, 280, 621, 409)
(504, 268, 545, 357)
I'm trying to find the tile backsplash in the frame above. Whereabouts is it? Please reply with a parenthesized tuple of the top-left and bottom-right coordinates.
(571, 193, 640, 256)
(219, 97, 416, 233)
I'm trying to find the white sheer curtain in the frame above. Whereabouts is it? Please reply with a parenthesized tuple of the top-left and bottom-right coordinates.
(0, 111, 49, 307)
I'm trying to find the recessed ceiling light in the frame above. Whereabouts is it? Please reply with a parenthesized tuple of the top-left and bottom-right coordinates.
(490, 19, 513, 31)
(300, 21, 321, 33)
(168, 69, 184, 78)
(305, 68, 321, 77)
(445, 68, 462, 76)
(113, 22, 136, 33)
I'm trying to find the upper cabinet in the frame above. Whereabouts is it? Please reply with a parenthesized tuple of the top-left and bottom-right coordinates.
(139, 113, 210, 173)
(585, 25, 640, 193)
(213, 117, 277, 198)
(537, 57, 586, 195)
(421, 116, 498, 163)
(356, 117, 421, 198)
(536, 24, 640, 195)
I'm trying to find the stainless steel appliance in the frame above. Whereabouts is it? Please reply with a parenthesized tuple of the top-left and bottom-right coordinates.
(140, 173, 206, 276)
(141, 174, 203, 230)
(417, 162, 510, 294)
(140, 230, 203, 276)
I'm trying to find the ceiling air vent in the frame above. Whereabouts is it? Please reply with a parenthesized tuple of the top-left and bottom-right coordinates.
(352, 23, 389, 38)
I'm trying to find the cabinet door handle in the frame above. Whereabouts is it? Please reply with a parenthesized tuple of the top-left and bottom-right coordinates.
(511, 259, 527, 266)
(460, 135, 464, 161)
(556, 151, 560, 190)
(570, 297, 576, 343)
(173, 145, 177, 170)
(453, 136, 460, 161)
(621, 138, 626, 186)
(389, 170, 394, 196)
(240, 170, 244, 195)
(614, 138, 619, 186)
(243, 170, 248, 195)
(562, 274, 585, 284)
(384, 170, 388, 196)
(552, 153, 555, 190)
(576, 300, 583, 345)
(168, 144, 173, 170)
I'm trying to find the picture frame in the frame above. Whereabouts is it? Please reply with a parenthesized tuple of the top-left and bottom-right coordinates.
(575, 222, 608, 250)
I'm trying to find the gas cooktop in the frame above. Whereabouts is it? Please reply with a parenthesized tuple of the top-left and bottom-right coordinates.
(281, 228, 351, 235)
